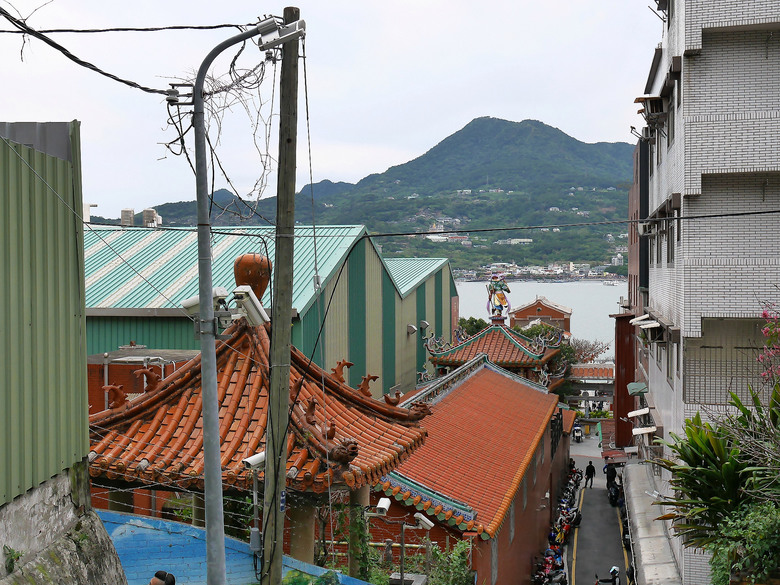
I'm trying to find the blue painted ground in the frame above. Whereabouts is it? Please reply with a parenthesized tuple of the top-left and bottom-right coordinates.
(98, 509, 368, 585)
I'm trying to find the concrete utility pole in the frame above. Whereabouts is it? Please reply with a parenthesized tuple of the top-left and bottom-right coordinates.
(192, 10, 303, 585)
(263, 6, 300, 585)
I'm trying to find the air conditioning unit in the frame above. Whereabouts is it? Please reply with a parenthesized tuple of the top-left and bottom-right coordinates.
(645, 97, 665, 115)
(637, 222, 652, 236)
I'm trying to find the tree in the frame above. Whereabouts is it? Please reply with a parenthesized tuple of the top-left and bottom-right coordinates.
(458, 317, 488, 336)
(708, 500, 780, 585)
(568, 337, 611, 363)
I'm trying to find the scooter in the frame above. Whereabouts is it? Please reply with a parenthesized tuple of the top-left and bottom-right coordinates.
(573, 425, 583, 443)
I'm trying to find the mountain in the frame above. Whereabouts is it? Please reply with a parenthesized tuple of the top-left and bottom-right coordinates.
(98, 118, 634, 267)
(299, 117, 633, 201)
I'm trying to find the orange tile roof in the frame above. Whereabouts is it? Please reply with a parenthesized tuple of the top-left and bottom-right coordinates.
(429, 325, 559, 369)
(377, 364, 559, 539)
(89, 319, 429, 493)
(568, 363, 615, 380)
(561, 409, 577, 434)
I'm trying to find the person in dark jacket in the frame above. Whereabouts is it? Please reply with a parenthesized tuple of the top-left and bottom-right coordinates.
(585, 461, 596, 488)
(604, 462, 618, 488)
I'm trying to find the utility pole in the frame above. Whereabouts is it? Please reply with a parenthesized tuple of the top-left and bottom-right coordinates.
(191, 11, 304, 585)
(263, 6, 300, 585)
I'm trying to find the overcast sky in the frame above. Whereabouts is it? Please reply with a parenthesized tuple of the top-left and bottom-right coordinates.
(2, 1, 663, 218)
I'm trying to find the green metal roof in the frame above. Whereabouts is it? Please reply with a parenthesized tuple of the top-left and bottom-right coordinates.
(84, 225, 366, 317)
(384, 257, 450, 298)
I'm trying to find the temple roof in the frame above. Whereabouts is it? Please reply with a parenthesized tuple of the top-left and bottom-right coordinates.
(428, 325, 559, 369)
(510, 295, 572, 317)
(89, 319, 429, 494)
(375, 359, 559, 539)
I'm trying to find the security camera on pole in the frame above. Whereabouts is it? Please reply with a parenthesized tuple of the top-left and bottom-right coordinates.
(190, 9, 304, 585)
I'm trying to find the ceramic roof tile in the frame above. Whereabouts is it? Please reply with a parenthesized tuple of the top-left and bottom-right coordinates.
(89, 320, 429, 493)
(510, 296, 572, 316)
(378, 366, 558, 539)
(429, 325, 559, 369)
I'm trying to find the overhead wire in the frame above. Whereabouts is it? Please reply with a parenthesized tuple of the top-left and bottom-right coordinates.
(0, 134, 195, 322)
(0, 6, 169, 95)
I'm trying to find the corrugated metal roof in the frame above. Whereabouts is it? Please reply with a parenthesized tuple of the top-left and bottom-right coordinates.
(84, 225, 366, 317)
(384, 257, 450, 298)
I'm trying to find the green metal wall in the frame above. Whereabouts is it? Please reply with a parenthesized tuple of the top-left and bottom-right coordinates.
(364, 242, 384, 393)
(416, 285, 427, 373)
(381, 271, 397, 391)
(435, 271, 443, 337)
(294, 296, 325, 367)
(86, 316, 198, 355)
(347, 239, 367, 388)
(0, 125, 88, 505)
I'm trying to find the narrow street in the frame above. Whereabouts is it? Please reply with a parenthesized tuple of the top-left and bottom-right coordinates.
(567, 430, 631, 585)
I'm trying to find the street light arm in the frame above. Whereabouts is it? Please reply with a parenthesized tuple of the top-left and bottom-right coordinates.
(191, 15, 291, 585)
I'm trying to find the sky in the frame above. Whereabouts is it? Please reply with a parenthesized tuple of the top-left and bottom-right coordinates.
(1, 1, 664, 219)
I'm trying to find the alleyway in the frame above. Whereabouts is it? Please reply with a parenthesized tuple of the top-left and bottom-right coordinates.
(567, 430, 631, 585)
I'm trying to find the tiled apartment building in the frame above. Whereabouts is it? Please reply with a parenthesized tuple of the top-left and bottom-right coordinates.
(630, 2, 780, 583)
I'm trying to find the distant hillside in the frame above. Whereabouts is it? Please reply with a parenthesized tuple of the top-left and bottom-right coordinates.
(97, 117, 634, 268)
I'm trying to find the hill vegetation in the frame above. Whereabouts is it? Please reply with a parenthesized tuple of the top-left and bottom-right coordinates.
(93, 117, 634, 269)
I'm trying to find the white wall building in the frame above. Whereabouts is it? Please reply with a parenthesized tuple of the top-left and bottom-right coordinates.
(634, 2, 780, 583)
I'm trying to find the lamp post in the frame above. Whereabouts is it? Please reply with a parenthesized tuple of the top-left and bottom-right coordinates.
(191, 14, 304, 585)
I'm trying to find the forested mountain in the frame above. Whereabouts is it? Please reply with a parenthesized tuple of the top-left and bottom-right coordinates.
(95, 118, 634, 269)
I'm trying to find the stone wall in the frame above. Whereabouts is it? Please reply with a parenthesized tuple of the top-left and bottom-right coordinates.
(0, 461, 125, 585)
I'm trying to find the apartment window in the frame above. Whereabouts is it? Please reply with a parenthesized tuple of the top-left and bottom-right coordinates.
(667, 220, 675, 264)
(667, 94, 675, 146)
(656, 233, 663, 264)
(540, 434, 545, 464)
(532, 452, 538, 485)
(667, 342, 675, 385)
(657, 129, 663, 165)
(677, 77, 682, 108)
(649, 237, 654, 265)
(649, 141, 654, 177)
(676, 341, 681, 377)
(676, 210, 681, 243)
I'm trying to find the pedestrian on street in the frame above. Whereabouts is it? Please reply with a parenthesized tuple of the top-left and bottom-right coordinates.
(605, 463, 618, 489)
(596, 566, 620, 585)
(585, 461, 596, 488)
(150, 570, 175, 585)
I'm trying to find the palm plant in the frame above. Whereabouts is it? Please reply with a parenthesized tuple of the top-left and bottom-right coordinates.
(653, 412, 753, 549)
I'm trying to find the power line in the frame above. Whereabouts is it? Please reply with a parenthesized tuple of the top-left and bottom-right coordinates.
(84, 206, 780, 240)
(0, 23, 255, 34)
(0, 6, 169, 95)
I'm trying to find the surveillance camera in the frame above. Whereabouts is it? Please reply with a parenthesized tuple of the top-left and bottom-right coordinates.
(181, 287, 231, 316)
(181, 295, 200, 316)
(242, 451, 266, 470)
(233, 285, 269, 326)
(376, 497, 391, 516)
(414, 512, 434, 531)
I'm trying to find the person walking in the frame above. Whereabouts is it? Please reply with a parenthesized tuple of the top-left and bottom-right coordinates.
(585, 460, 596, 488)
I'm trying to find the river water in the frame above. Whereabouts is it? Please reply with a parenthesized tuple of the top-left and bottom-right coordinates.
(455, 279, 628, 347)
